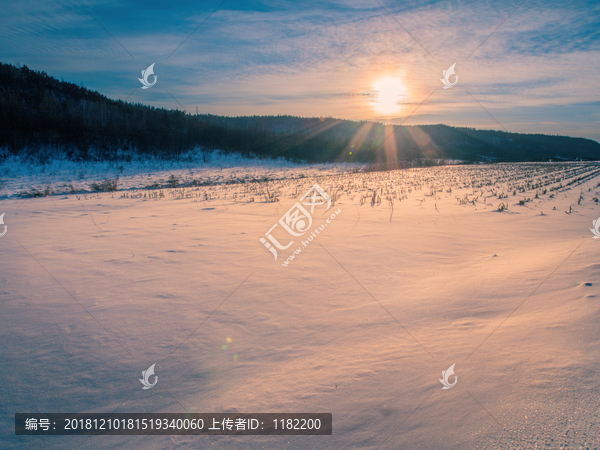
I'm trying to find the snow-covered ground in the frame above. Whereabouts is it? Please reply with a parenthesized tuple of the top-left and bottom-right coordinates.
(1, 161, 600, 449)
(0, 151, 364, 199)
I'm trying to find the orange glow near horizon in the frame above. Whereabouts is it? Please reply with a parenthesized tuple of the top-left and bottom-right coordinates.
(372, 76, 406, 116)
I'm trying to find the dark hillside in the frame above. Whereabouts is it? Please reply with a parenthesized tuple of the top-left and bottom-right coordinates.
(1, 63, 599, 165)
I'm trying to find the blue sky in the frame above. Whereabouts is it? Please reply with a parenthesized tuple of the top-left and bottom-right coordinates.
(1, 0, 599, 141)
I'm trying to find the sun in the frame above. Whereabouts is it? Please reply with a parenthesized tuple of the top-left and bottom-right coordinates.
(373, 76, 406, 115)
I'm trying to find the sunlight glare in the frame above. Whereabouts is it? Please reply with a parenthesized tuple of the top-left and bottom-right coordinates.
(373, 77, 405, 115)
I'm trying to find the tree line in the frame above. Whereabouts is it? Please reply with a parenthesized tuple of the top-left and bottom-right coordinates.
(1, 62, 598, 164)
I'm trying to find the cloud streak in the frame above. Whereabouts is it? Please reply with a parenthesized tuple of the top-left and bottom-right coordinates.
(1, 0, 599, 141)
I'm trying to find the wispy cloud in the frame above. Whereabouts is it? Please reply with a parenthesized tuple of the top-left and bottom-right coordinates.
(1, 0, 599, 140)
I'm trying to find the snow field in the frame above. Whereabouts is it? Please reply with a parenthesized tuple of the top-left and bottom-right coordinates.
(1, 162, 599, 449)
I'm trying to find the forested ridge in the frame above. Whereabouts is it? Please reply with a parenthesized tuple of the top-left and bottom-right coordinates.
(1, 62, 599, 165)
